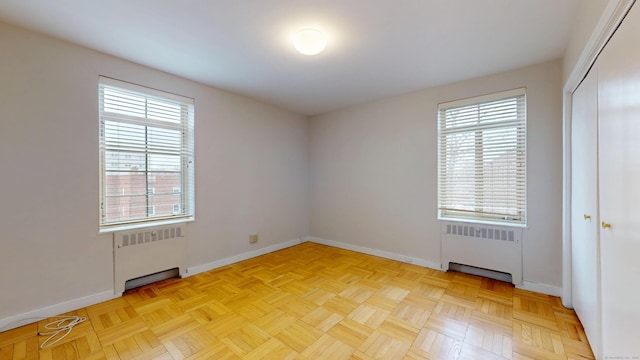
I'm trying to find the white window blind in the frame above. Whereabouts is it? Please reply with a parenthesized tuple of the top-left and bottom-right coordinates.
(437, 88, 526, 225)
(99, 77, 195, 230)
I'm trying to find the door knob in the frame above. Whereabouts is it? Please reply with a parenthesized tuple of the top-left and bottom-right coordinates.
(584, 214, 591, 220)
(601, 221, 611, 229)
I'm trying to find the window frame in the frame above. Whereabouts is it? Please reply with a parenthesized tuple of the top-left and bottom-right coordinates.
(98, 76, 195, 232)
(437, 88, 527, 226)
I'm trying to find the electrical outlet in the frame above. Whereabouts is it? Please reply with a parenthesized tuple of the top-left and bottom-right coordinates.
(249, 233, 258, 244)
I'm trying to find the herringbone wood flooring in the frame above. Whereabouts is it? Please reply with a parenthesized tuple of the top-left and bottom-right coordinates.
(0, 242, 594, 359)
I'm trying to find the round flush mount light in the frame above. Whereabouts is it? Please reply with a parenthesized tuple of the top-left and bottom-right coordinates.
(292, 28, 327, 55)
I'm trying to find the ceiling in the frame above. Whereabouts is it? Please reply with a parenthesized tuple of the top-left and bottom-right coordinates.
(0, 0, 581, 116)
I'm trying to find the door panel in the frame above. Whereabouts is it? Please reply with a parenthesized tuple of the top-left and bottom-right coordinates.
(570, 67, 600, 358)
(597, 3, 640, 358)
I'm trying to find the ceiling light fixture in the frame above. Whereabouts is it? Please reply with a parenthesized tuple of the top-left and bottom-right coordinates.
(292, 28, 327, 55)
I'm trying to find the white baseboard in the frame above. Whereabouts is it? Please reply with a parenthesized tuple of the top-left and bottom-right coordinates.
(308, 237, 563, 297)
(306, 237, 442, 271)
(517, 281, 563, 297)
(185, 239, 302, 276)
(0, 290, 116, 332)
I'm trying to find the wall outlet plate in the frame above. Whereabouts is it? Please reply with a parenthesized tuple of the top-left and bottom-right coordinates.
(249, 233, 258, 244)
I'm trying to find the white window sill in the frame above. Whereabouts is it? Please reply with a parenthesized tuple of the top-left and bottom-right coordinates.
(438, 216, 527, 229)
(99, 217, 194, 234)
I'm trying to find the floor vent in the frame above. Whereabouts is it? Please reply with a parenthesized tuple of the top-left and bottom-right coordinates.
(449, 262, 513, 283)
(124, 268, 180, 291)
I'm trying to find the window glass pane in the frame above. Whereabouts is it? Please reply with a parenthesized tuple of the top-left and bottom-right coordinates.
(104, 121, 146, 152)
(104, 194, 146, 223)
(478, 99, 518, 124)
(147, 98, 182, 123)
(147, 172, 181, 193)
(103, 88, 146, 118)
(148, 193, 181, 217)
(147, 127, 181, 154)
(443, 106, 478, 129)
(104, 151, 146, 171)
(104, 171, 147, 196)
(148, 154, 181, 172)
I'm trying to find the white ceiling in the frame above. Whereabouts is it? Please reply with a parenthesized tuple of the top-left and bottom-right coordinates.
(0, 0, 581, 116)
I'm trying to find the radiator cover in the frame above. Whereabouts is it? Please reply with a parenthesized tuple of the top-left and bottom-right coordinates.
(441, 221, 523, 285)
(113, 223, 187, 295)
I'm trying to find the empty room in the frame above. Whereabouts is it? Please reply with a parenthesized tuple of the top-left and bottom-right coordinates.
(0, 0, 638, 359)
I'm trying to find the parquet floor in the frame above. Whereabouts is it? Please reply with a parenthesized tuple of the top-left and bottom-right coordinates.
(0, 242, 594, 359)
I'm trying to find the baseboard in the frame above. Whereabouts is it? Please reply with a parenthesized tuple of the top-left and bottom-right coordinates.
(185, 238, 303, 276)
(306, 237, 441, 271)
(308, 237, 563, 297)
(0, 290, 116, 332)
(517, 281, 563, 297)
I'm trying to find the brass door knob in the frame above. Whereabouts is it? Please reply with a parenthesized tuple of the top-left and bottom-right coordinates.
(584, 214, 591, 220)
(601, 222, 611, 229)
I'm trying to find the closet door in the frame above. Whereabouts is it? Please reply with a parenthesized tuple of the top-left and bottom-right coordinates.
(570, 67, 600, 357)
(596, 3, 640, 357)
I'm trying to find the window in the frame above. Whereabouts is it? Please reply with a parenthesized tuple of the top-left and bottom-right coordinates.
(437, 88, 526, 225)
(99, 77, 195, 231)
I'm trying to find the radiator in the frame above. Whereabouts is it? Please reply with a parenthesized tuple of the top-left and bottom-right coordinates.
(441, 222, 522, 285)
(113, 223, 187, 295)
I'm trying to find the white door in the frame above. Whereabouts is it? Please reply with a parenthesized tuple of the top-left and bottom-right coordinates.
(596, 3, 640, 358)
(571, 67, 600, 358)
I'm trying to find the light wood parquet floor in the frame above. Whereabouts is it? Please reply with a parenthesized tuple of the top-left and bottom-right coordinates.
(0, 242, 594, 360)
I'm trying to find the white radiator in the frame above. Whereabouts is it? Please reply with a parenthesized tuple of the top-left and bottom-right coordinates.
(113, 223, 187, 295)
(441, 222, 522, 285)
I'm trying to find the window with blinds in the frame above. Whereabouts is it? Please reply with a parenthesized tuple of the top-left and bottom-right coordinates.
(99, 77, 195, 231)
(437, 88, 526, 225)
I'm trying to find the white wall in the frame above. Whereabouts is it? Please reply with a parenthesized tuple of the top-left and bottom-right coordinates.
(0, 22, 309, 321)
(309, 60, 564, 290)
(562, 0, 610, 84)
